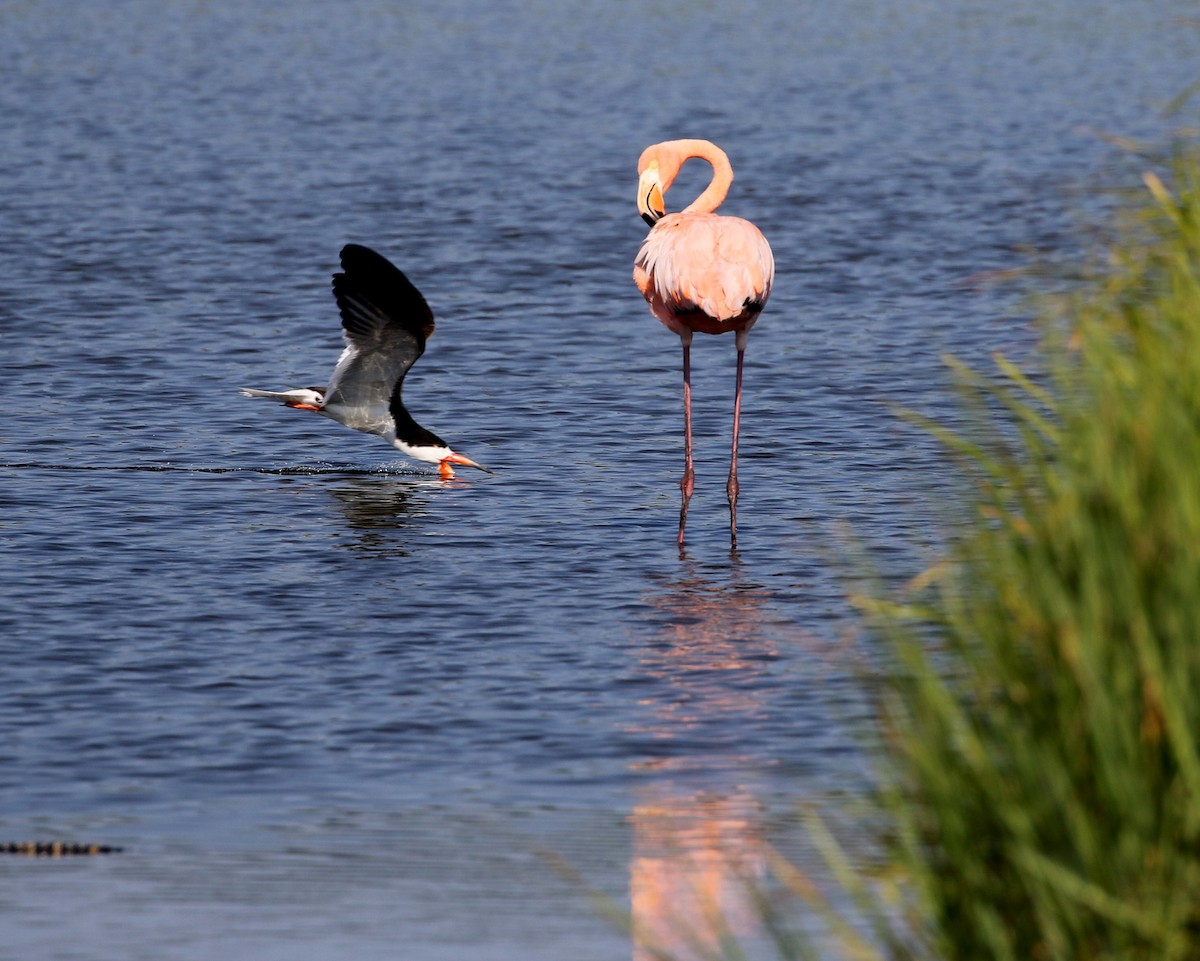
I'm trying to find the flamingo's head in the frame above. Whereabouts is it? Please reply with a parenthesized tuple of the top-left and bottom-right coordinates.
(636, 155, 667, 227)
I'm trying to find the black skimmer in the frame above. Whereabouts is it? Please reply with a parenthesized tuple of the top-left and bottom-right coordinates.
(241, 244, 491, 479)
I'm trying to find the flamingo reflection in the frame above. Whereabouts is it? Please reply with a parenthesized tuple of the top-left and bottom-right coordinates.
(631, 790, 765, 961)
(627, 565, 780, 961)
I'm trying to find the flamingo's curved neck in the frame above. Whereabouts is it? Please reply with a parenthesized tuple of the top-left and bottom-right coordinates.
(670, 139, 733, 215)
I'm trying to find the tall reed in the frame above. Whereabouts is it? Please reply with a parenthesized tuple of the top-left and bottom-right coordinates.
(863, 140, 1200, 961)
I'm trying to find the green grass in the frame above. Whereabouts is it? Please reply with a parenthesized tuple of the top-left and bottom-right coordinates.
(860, 140, 1200, 961)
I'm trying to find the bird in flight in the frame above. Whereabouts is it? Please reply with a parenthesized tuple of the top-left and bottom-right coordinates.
(241, 243, 490, 479)
(633, 139, 774, 547)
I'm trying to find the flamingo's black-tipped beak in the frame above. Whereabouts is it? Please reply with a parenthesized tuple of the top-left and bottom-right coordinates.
(637, 167, 665, 226)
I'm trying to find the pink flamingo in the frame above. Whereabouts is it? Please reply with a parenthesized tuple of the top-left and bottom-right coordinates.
(633, 139, 775, 548)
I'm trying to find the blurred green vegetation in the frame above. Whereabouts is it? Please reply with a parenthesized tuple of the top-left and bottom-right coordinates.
(859, 136, 1200, 961)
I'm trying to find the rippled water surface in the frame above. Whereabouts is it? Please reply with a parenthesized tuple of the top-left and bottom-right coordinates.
(2, 1, 1197, 958)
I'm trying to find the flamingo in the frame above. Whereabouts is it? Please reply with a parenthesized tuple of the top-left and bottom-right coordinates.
(633, 139, 775, 547)
(240, 244, 490, 479)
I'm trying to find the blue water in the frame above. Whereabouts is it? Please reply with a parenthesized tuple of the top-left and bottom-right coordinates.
(2, 1, 1196, 958)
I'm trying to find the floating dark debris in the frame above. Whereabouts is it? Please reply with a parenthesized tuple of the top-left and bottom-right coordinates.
(0, 841, 123, 856)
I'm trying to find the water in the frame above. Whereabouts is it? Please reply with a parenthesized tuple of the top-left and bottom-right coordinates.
(1, 1, 1196, 957)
